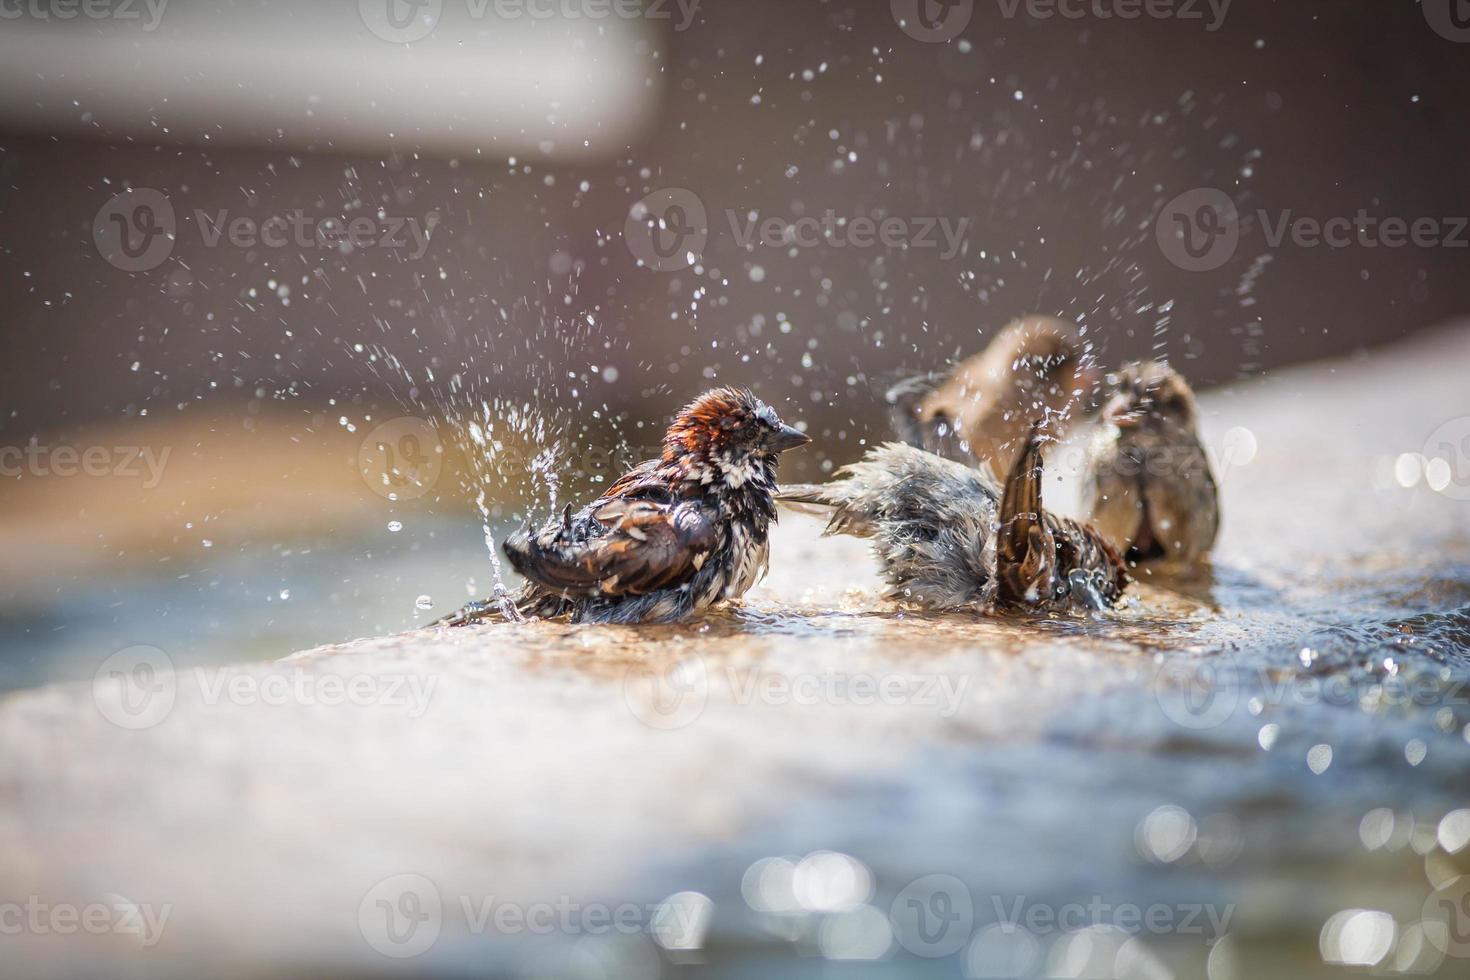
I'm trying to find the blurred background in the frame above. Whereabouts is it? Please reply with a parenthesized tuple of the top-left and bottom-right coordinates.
(2, 0, 1469, 690)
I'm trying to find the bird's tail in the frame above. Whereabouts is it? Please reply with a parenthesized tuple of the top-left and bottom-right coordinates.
(777, 481, 879, 538)
(774, 483, 836, 518)
(884, 372, 944, 448)
(995, 419, 1057, 605)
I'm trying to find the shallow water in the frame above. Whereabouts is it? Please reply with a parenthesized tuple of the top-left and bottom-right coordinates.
(2, 330, 1469, 978)
(396, 328, 1470, 977)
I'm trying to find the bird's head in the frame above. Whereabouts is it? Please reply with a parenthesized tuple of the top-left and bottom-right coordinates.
(994, 316, 1102, 414)
(662, 387, 810, 487)
(1102, 361, 1200, 433)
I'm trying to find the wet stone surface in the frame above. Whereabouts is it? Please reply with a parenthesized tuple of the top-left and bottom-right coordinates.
(2, 329, 1470, 978)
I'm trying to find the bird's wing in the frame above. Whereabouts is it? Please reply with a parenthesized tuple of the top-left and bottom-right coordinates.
(599, 458, 666, 501)
(504, 496, 719, 597)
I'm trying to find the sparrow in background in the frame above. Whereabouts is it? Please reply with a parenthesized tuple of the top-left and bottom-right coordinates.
(886, 315, 1102, 479)
(779, 422, 1128, 614)
(1081, 361, 1220, 566)
(436, 387, 810, 626)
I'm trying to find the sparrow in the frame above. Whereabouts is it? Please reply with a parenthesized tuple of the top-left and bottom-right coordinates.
(436, 387, 810, 626)
(886, 315, 1102, 479)
(778, 422, 1128, 614)
(1080, 361, 1220, 566)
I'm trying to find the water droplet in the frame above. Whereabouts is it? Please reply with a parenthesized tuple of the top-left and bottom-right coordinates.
(1136, 805, 1197, 863)
(1308, 743, 1333, 774)
(278, 589, 291, 600)
(415, 595, 434, 611)
(1257, 723, 1279, 750)
(387, 521, 403, 532)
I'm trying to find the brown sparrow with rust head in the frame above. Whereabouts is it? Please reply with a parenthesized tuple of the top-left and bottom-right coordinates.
(436, 387, 810, 626)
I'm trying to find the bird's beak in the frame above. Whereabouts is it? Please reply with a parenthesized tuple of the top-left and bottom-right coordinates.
(771, 424, 812, 452)
(1110, 409, 1146, 430)
(1069, 362, 1107, 416)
